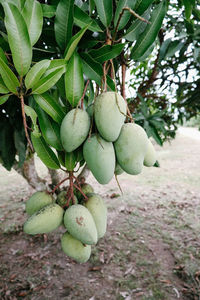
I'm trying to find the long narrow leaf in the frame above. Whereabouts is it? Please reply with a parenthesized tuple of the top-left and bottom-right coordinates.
(25, 59, 50, 89)
(94, 0, 113, 27)
(0, 94, 10, 105)
(65, 52, 84, 107)
(74, 5, 102, 32)
(64, 25, 90, 61)
(32, 67, 65, 94)
(89, 44, 124, 63)
(0, 77, 9, 93)
(3, 3, 32, 76)
(31, 133, 60, 169)
(0, 47, 8, 64)
(0, 57, 19, 94)
(55, 0, 74, 50)
(130, 1, 166, 60)
(22, 0, 43, 46)
(80, 53, 115, 91)
(33, 93, 65, 124)
(35, 104, 63, 151)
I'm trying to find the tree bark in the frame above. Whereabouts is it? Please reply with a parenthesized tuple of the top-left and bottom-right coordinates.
(13, 155, 47, 191)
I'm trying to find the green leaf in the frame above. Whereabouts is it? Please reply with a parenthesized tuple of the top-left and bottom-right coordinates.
(25, 59, 50, 90)
(0, 77, 9, 93)
(55, 0, 74, 50)
(33, 93, 65, 124)
(3, 3, 32, 76)
(31, 133, 60, 169)
(22, 0, 43, 46)
(0, 94, 10, 105)
(93, 0, 113, 27)
(124, 9, 150, 41)
(114, 0, 137, 31)
(130, 1, 166, 60)
(80, 52, 115, 91)
(35, 104, 63, 151)
(74, 5, 102, 32)
(0, 47, 8, 64)
(44, 59, 67, 76)
(65, 52, 84, 107)
(24, 104, 41, 137)
(136, 42, 154, 61)
(89, 44, 124, 63)
(64, 25, 90, 61)
(182, 0, 193, 20)
(32, 67, 65, 94)
(65, 151, 77, 171)
(135, 0, 154, 15)
(0, 57, 20, 94)
(14, 128, 26, 167)
(144, 122, 163, 146)
(41, 4, 56, 18)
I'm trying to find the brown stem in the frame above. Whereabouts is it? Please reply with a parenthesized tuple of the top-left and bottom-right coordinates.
(74, 184, 88, 201)
(50, 176, 69, 194)
(80, 79, 90, 109)
(20, 95, 34, 152)
(113, 7, 150, 41)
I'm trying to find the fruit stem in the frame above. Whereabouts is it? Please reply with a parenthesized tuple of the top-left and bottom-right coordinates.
(79, 79, 90, 109)
(50, 176, 69, 194)
(74, 184, 88, 202)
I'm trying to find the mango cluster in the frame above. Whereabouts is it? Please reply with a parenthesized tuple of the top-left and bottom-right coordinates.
(60, 91, 156, 184)
(23, 184, 107, 263)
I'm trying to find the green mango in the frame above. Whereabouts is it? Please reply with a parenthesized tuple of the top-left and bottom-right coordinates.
(76, 183, 94, 200)
(85, 194, 107, 239)
(60, 108, 90, 152)
(23, 204, 64, 235)
(114, 123, 148, 175)
(94, 92, 127, 142)
(61, 232, 91, 263)
(25, 191, 53, 216)
(83, 134, 115, 184)
(63, 204, 97, 245)
(115, 162, 124, 175)
(86, 103, 94, 118)
(144, 139, 156, 167)
(57, 190, 78, 207)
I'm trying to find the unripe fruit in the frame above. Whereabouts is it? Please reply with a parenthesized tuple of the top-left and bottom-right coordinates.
(144, 139, 156, 167)
(115, 163, 124, 175)
(94, 92, 127, 142)
(83, 134, 115, 184)
(23, 204, 64, 235)
(57, 190, 78, 207)
(114, 123, 148, 175)
(85, 194, 107, 239)
(64, 204, 97, 245)
(76, 183, 94, 200)
(25, 191, 53, 216)
(61, 232, 91, 263)
(60, 108, 90, 152)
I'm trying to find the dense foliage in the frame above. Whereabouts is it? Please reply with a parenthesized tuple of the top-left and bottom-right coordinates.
(0, 0, 199, 172)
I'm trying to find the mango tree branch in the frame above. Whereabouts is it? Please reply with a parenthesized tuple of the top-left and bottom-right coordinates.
(20, 95, 34, 152)
(113, 7, 150, 41)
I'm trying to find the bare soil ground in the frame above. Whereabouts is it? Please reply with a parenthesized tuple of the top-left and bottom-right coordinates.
(0, 127, 200, 300)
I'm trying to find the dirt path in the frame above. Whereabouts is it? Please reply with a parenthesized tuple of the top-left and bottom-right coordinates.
(0, 127, 200, 300)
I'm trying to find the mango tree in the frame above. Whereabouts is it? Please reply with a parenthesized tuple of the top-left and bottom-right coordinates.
(0, 0, 197, 262)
